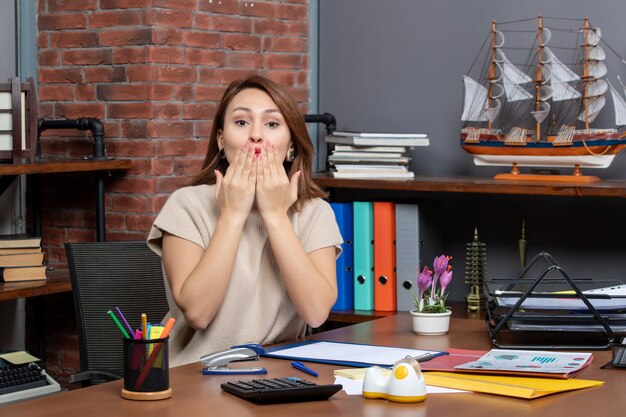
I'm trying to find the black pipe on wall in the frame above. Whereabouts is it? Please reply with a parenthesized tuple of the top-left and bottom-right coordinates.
(38, 118, 106, 160)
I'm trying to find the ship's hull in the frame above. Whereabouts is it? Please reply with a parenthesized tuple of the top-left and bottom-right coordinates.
(461, 131, 626, 168)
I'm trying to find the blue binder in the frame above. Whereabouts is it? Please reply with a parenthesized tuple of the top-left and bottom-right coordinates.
(352, 202, 374, 310)
(330, 202, 354, 310)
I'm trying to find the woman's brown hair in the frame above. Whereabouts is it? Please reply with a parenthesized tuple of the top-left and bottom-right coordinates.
(191, 75, 326, 209)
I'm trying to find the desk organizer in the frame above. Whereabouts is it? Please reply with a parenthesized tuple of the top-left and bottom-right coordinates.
(486, 252, 626, 349)
(602, 339, 626, 369)
(120, 336, 172, 401)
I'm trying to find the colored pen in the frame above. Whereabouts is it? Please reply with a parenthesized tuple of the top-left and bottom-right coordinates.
(107, 310, 130, 339)
(134, 317, 176, 390)
(115, 306, 135, 337)
(411, 353, 434, 363)
(291, 361, 319, 377)
(141, 313, 148, 340)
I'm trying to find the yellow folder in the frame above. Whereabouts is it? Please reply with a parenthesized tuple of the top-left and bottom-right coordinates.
(334, 368, 603, 400)
(423, 372, 604, 399)
(334, 368, 390, 379)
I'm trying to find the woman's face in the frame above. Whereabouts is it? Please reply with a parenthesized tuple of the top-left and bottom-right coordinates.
(217, 88, 292, 162)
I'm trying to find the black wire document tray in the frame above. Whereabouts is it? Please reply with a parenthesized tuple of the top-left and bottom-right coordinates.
(486, 252, 625, 349)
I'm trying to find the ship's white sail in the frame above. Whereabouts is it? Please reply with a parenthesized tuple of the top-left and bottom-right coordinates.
(542, 47, 582, 102)
(609, 82, 626, 126)
(586, 79, 608, 97)
(589, 46, 606, 61)
(578, 96, 605, 123)
(495, 51, 533, 102)
(586, 27, 601, 46)
(543, 48, 579, 82)
(539, 85, 554, 101)
(577, 27, 609, 124)
(531, 101, 551, 123)
(462, 76, 490, 121)
(552, 81, 581, 102)
(589, 61, 608, 79)
(540, 27, 551, 46)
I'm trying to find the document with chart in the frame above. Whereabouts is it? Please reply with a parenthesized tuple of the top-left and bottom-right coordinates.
(455, 349, 593, 378)
(454, 349, 593, 378)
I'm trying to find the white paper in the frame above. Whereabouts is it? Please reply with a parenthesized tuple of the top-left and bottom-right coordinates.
(496, 285, 626, 310)
(266, 341, 442, 367)
(334, 376, 467, 395)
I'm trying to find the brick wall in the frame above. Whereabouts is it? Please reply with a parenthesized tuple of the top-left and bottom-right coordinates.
(31, 0, 311, 386)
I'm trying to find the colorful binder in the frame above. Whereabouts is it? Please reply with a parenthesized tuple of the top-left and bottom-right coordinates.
(330, 202, 354, 310)
(395, 203, 420, 311)
(353, 202, 374, 310)
(373, 202, 396, 311)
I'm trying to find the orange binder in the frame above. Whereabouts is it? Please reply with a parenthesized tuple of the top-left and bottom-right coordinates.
(373, 202, 396, 311)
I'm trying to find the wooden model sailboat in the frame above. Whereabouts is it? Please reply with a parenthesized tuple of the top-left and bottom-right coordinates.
(461, 16, 626, 182)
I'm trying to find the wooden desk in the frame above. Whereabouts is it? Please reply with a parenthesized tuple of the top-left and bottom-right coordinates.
(0, 158, 132, 241)
(2, 315, 622, 416)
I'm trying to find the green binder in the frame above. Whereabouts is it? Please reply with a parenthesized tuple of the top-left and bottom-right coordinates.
(353, 202, 374, 310)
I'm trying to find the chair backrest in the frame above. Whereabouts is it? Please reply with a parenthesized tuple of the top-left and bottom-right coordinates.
(65, 241, 170, 377)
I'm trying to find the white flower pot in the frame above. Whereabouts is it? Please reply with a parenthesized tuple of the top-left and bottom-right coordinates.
(410, 310, 452, 335)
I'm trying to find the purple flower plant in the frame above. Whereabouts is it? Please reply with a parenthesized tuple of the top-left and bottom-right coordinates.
(413, 255, 453, 313)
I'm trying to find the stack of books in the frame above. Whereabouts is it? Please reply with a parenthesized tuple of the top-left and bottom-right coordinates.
(0, 234, 47, 282)
(325, 131, 429, 179)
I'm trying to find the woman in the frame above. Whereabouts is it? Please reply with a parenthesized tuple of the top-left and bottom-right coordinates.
(147, 75, 343, 367)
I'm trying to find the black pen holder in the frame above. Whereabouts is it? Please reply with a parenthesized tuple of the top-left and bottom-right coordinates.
(120, 336, 172, 401)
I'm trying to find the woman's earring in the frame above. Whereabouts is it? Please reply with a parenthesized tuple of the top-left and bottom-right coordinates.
(286, 148, 295, 162)
(218, 148, 226, 159)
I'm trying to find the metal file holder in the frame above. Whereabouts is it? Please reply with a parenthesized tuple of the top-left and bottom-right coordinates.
(485, 252, 623, 350)
(602, 339, 626, 369)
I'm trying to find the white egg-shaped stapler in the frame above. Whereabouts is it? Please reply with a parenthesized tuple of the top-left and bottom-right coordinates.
(362, 358, 427, 403)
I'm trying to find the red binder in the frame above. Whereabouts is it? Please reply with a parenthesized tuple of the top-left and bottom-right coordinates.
(373, 202, 396, 311)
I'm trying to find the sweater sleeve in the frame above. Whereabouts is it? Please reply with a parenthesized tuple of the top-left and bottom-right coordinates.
(147, 187, 209, 257)
(299, 199, 343, 258)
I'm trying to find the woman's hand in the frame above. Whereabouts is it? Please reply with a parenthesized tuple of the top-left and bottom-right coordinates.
(214, 143, 257, 221)
(255, 142, 301, 221)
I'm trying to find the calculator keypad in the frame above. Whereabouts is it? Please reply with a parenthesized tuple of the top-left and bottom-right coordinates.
(221, 377, 342, 404)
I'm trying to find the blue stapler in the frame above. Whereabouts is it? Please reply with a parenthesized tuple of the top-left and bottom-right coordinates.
(201, 343, 268, 375)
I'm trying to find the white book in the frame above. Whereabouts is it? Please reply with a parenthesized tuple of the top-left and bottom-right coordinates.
(334, 168, 409, 174)
(333, 130, 428, 138)
(331, 151, 407, 158)
(325, 135, 429, 147)
(333, 145, 410, 153)
(331, 171, 415, 179)
(328, 155, 410, 164)
(333, 164, 408, 172)
(329, 160, 408, 167)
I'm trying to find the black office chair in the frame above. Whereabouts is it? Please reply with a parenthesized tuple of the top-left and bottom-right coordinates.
(65, 241, 170, 386)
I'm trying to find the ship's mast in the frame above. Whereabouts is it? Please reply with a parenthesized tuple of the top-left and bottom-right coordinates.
(488, 20, 497, 132)
(583, 17, 590, 131)
(535, 16, 544, 141)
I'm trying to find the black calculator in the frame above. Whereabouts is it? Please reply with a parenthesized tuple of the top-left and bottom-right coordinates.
(221, 377, 342, 404)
